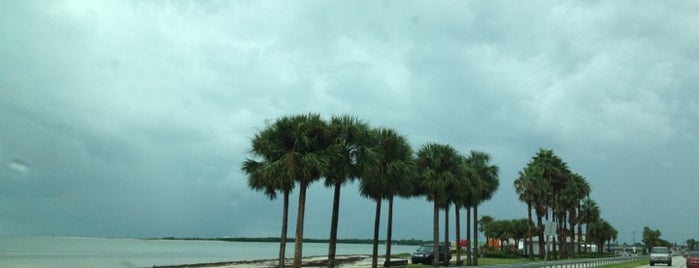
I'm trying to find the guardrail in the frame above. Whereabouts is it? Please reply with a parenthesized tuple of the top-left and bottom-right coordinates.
(479, 256, 641, 268)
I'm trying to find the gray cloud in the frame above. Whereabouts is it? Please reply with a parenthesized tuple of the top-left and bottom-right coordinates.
(1, 1, 698, 244)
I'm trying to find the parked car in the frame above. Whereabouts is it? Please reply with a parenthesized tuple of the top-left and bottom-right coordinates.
(649, 246, 672, 266)
(686, 251, 699, 268)
(411, 243, 452, 265)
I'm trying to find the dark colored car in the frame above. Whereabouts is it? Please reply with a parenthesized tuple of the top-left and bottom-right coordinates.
(686, 251, 699, 268)
(411, 244, 452, 265)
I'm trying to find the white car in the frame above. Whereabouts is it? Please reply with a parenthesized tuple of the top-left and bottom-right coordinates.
(649, 246, 672, 266)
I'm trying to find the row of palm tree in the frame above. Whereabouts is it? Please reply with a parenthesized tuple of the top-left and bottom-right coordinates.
(513, 149, 616, 259)
(242, 113, 500, 268)
(419, 147, 500, 267)
(479, 213, 617, 257)
(588, 218, 618, 254)
(479, 217, 530, 252)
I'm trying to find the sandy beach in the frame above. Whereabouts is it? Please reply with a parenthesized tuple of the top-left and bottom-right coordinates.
(153, 255, 383, 268)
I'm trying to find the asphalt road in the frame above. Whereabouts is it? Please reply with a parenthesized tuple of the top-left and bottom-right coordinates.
(635, 256, 686, 268)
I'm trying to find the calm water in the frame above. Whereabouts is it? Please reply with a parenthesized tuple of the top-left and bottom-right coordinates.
(0, 236, 418, 268)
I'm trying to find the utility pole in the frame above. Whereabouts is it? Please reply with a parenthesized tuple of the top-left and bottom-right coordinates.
(633, 231, 636, 255)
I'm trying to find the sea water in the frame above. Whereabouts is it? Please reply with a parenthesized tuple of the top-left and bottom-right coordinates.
(0, 236, 419, 268)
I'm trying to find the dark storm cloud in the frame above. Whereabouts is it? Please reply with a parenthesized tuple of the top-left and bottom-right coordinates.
(1, 0, 698, 244)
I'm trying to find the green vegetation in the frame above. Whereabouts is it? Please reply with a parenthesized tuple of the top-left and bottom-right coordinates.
(513, 149, 617, 260)
(241, 114, 618, 268)
(688, 238, 698, 250)
(643, 226, 672, 252)
(242, 114, 505, 268)
(474, 257, 536, 266)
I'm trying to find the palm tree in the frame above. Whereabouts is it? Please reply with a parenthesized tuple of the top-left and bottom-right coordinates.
(588, 218, 615, 254)
(375, 129, 415, 268)
(530, 149, 570, 259)
(253, 114, 330, 268)
(242, 121, 297, 268)
(514, 166, 538, 260)
(359, 128, 414, 268)
(580, 197, 600, 252)
(440, 153, 468, 266)
(607, 225, 618, 254)
(416, 143, 462, 267)
(519, 162, 550, 260)
(459, 159, 480, 266)
(563, 173, 590, 258)
(465, 150, 499, 266)
(479, 215, 495, 243)
(511, 218, 530, 253)
(452, 163, 474, 266)
(324, 115, 374, 268)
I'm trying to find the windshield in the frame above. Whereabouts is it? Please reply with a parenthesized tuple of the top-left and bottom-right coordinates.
(690, 252, 699, 257)
(651, 248, 669, 253)
(416, 246, 433, 253)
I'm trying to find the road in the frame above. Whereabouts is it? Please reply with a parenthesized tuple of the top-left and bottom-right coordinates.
(636, 256, 686, 268)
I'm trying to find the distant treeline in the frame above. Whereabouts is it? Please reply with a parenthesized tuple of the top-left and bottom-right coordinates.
(147, 237, 427, 245)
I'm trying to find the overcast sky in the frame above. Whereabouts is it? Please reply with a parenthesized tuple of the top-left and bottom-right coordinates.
(1, 1, 698, 245)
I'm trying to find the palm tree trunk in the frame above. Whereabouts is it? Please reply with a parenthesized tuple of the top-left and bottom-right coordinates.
(473, 204, 479, 266)
(385, 196, 394, 267)
(466, 207, 472, 266)
(585, 220, 590, 253)
(293, 181, 308, 268)
(327, 182, 342, 268)
(279, 191, 290, 268)
(558, 213, 566, 260)
(455, 204, 461, 265)
(372, 198, 382, 268)
(443, 203, 449, 266)
(527, 202, 533, 260)
(577, 221, 582, 254)
(432, 196, 439, 267)
(577, 204, 582, 254)
(537, 214, 544, 259)
(569, 209, 576, 258)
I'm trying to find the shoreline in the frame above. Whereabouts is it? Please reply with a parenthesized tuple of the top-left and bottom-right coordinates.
(152, 255, 377, 268)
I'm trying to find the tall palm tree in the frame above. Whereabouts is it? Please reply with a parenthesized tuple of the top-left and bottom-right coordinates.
(465, 150, 499, 266)
(440, 153, 468, 266)
(563, 173, 590, 258)
(242, 121, 297, 268)
(588, 218, 615, 254)
(580, 197, 600, 252)
(253, 114, 330, 268)
(607, 225, 618, 254)
(453, 163, 474, 266)
(416, 143, 462, 267)
(531, 167, 550, 259)
(530, 149, 570, 259)
(514, 166, 537, 260)
(359, 128, 414, 268)
(517, 161, 550, 260)
(324, 115, 374, 268)
(374, 128, 415, 268)
(460, 159, 480, 266)
(358, 171, 384, 268)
